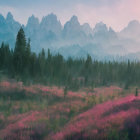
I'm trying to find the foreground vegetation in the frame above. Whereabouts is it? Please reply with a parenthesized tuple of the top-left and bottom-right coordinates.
(0, 81, 140, 140)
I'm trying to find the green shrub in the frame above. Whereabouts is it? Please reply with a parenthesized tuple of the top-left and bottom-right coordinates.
(0, 89, 26, 100)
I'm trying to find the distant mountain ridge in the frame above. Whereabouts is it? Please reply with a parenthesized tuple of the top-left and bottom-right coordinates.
(1, 12, 140, 60)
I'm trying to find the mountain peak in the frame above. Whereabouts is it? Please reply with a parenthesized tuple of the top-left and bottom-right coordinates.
(121, 20, 140, 33)
(82, 23, 93, 35)
(120, 20, 140, 39)
(27, 15, 39, 26)
(82, 23, 91, 28)
(70, 15, 78, 22)
(47, 13, 57, 19)
(64, 15, 80, 29)
(30, 14, 37, 19)
(63, 15, 85, 39)
(41, 13, 58, 23)
(40, 13, 62, 34)
(93, 22, 108, 33)
(128, 20, 140, 27)
(95, 22, 107, 29)
(0, 14, 5, 22)
(6, 12, 13, 21)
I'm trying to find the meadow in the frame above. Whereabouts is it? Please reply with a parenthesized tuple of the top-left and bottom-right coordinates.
(0, 80, 139, 140)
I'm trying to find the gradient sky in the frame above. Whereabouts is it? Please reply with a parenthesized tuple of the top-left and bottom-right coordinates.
(0, 0, 139, 31)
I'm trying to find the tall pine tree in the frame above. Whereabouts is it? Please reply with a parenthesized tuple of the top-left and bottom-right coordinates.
(13, 27, 27, 75)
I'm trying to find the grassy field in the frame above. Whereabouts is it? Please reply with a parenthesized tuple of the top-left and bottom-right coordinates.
(0, 80, 139, 140)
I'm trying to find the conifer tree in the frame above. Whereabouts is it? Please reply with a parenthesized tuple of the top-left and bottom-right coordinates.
(13, 27, 26, 75)
(64, 86, 68, 98)
(25, 38, 31, 74)
(26, 38, 31, 61)
(135, 88, 138, 97)
(39, 48, 46, 76)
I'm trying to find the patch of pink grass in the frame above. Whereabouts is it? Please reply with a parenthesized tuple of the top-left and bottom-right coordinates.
(51, 95, 140, 140)
(0, 81, 123, 100)
(93, 86, 122, 97)
(46, 100, 87, 121)
(0, 111, 48, 139)
(0, 81, 23, 92)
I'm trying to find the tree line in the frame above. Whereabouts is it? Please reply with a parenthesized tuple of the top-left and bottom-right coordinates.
(0, 27, 140, 90)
